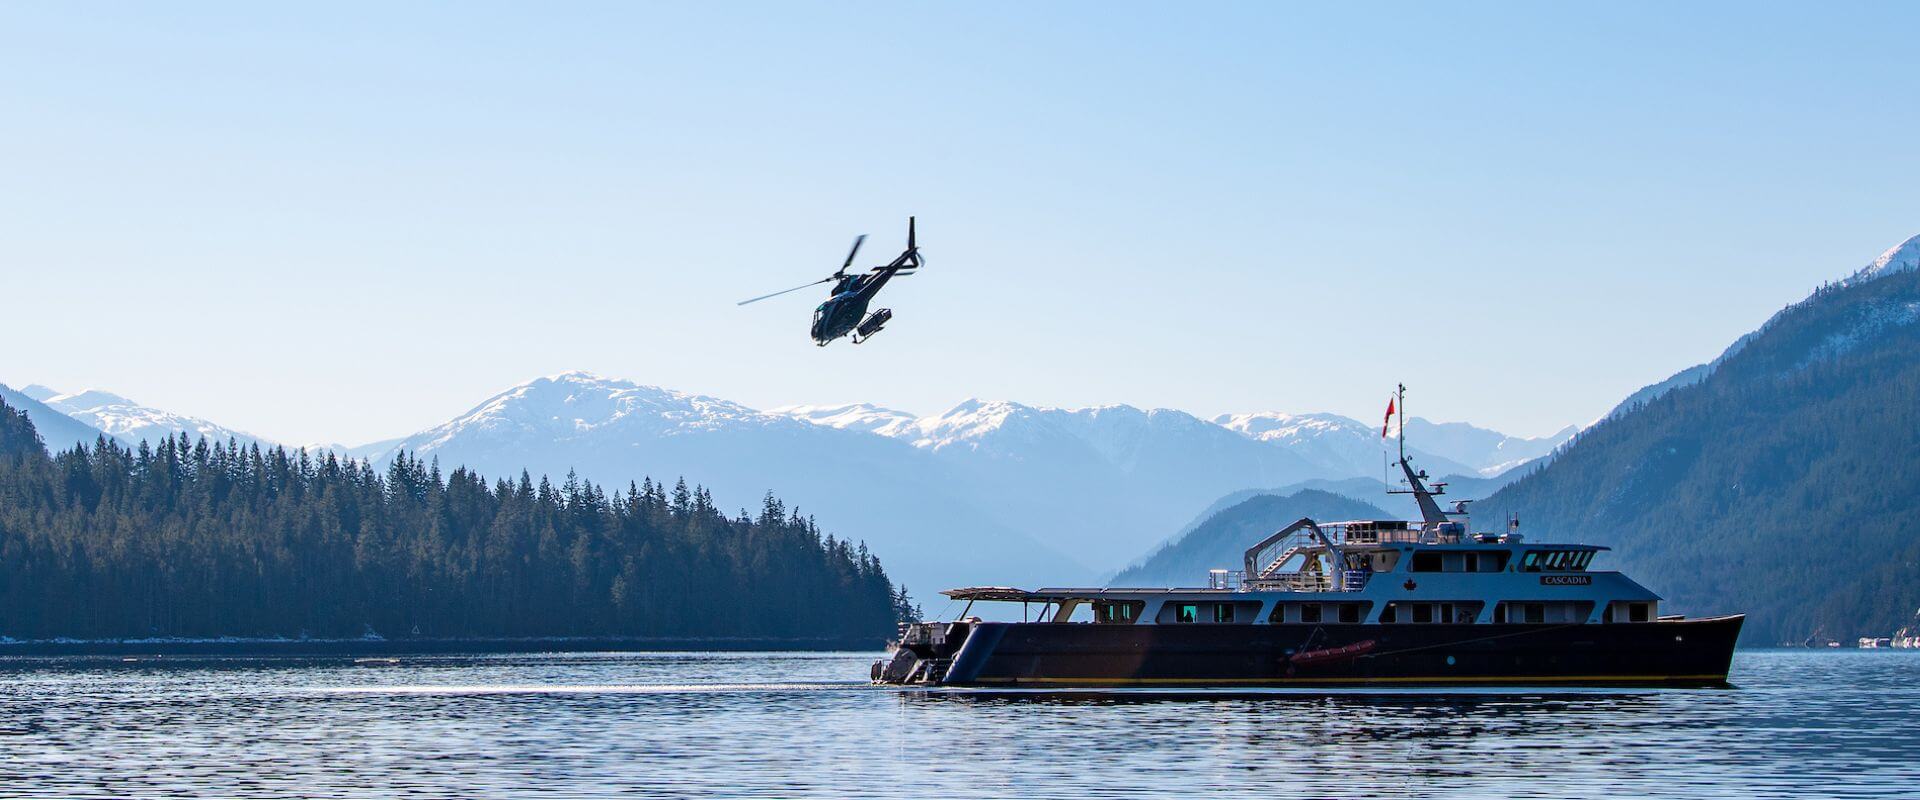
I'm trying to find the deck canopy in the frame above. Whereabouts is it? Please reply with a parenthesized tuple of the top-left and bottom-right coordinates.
(941, 586, 1041, 602)
(941, 586, 1223, 602)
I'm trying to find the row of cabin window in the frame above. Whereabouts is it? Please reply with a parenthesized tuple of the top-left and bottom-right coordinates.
(1096, 599, 1657, 625)
(1167, 602, 1260, 624)
(1490, 601, 1589, 624)
(1378, 601, 1483, 624)
(1406, 551, 1508, 573)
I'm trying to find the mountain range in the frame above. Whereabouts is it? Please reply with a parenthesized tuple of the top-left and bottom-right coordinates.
(0, 374, 1569, 599)
(23, 386, 269, 449)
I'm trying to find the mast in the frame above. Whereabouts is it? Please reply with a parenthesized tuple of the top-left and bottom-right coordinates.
(1387, 383, 1450, 530)
(1397, 383, 1407, 465)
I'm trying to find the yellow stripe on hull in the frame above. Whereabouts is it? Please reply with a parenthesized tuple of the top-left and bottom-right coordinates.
(964, 673, 1728, 686)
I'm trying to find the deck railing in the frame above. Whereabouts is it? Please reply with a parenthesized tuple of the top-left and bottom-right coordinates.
(1207, 569, 1246, 590)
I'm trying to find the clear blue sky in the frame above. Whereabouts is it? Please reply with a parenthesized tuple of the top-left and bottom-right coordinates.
(4, 2, 1918, 445)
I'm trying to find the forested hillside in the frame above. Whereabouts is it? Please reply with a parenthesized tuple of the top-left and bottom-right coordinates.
(1113, 490, 1390, 586)
(0, 401, 911, 642)
(1478, 265, 1920, 644)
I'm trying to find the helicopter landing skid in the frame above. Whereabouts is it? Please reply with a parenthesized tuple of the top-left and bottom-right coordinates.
(851, 308, 893, 344)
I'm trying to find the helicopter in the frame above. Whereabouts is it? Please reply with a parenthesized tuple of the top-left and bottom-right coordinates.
(738, 217, 923, 346)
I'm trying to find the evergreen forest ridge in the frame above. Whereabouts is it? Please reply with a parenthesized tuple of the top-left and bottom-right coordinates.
(0, 403, 910, 644)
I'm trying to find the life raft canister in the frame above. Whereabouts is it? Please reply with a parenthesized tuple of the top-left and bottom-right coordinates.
(1288, 639, 1377, 666)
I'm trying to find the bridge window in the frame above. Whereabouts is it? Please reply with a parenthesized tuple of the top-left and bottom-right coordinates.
(1213, 604, 1235, 623)
(1176, 604, 1198, 624)
(1521, 550, 1595, 572)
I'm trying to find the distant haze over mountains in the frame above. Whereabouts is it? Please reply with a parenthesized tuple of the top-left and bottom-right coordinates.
(0, 372, 1571, 599)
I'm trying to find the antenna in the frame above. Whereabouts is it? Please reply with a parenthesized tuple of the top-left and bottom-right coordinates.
(1396, 382, 1408, 464)
(1386, 383, 1449, 529)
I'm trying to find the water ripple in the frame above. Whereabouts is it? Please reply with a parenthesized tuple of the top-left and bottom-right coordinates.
(0, 650, 1915, 799)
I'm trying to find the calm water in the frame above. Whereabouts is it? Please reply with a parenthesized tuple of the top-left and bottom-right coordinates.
(0, 649, 1915, 799)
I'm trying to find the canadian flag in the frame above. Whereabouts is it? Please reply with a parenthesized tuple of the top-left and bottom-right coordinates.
(1382, 397, 1396, 438)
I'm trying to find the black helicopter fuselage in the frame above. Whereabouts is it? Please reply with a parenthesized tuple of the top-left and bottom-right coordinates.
(811, 269, 899, 345)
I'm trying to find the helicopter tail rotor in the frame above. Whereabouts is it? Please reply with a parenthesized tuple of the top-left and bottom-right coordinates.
(897, 216, 924, 273)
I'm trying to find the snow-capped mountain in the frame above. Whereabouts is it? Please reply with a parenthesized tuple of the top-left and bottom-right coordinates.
(1401, 418, 1577, 477)
(1844, 230, 1920, 286)
(1212, 411, 1477, 477)
(375, 372, 1091, 596)
(765, 403, 919, 437)
(35, 388, 273, 449)
(878, 400, 1327, 573)
(1212, 412, 1574, 478)
(0, 383, 110, 452)
(762, 397, 1571, 583)
(385, 376, 1551, 594)
(777, 400, 1565, 479)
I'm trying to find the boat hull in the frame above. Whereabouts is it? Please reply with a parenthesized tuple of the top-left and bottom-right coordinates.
(930, 615, 1744, 687)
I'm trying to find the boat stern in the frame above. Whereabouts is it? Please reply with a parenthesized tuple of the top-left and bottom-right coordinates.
(872, 620, 976, 685)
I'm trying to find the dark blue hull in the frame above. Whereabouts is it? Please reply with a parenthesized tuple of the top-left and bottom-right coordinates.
(930, 615, 1744, 687)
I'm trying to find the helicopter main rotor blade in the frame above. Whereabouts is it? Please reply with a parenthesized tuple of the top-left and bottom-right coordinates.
(737, 277, 833, 306)
(841, 234, 868, 274)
